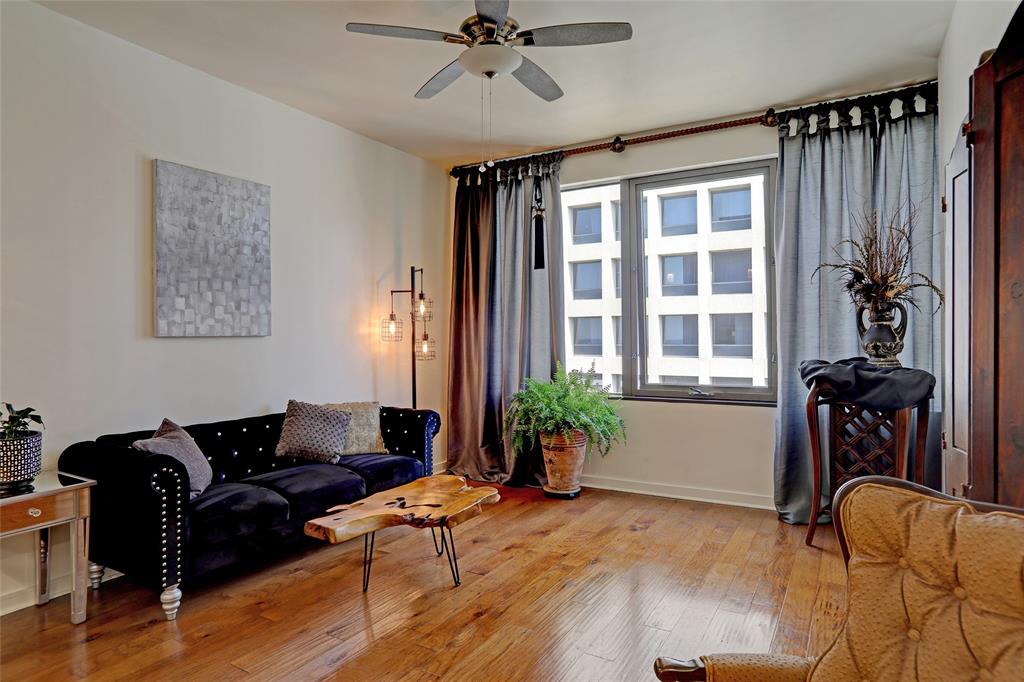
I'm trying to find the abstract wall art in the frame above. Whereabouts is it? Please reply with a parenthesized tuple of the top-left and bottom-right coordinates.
(154, 160, 271, 337)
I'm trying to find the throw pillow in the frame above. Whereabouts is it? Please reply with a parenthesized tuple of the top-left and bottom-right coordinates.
(323, 401, 387, 455)
(133, 418, 213, 500)
(275, 400, 351, 463)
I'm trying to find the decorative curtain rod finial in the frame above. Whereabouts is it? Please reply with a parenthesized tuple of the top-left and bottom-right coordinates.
(610, 136, 626, 153)
(761, 108, 779, 127)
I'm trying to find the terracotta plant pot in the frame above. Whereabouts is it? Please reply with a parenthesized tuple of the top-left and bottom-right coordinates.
(539, 430, 587, 499)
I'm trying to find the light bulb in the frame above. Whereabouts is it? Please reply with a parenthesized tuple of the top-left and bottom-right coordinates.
(421, 340, 429, 354)
(389, 320, 396, 334)
(419, 301, 426, 315)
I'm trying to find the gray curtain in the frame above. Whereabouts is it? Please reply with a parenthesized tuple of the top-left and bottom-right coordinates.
(447, 154, 564, 484)
(774, 85, 942, 524)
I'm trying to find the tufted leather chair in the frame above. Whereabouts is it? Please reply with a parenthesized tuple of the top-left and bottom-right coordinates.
(654, 476, 1024, 681)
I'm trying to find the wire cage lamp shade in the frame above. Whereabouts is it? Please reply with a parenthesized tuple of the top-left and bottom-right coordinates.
(380, 312, 403, 342)
(414, 292, 434, 322)
(415, 331, 436, 361)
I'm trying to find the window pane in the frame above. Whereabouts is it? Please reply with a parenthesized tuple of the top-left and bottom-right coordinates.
(572, 261, 602, 299)
(659, 375, 699, 385)
(660, 193, 697, 236)
(711, 376, 754, 387)
(711, 250, 752, 294)
(661, 254, 698, 296)
(572, 204, 602, 244)
(642, 196, 648, 239)
(613, 315, 622, 356)
(711, 187, 751, 231)
(572, 316, 602, 355)
(611, 200, 621, 241)
(712, 313, 753, 357)
(611, 373, 623, 394)
(612, 258, 621, 298)
(661, 315, 698, 357)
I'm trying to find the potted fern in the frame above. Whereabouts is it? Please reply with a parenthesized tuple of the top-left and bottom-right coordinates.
(505, 364, 625, 499)
(1, 404, 45, 493)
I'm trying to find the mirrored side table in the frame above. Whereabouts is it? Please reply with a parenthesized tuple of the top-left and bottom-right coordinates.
(0, 471, 96, 624)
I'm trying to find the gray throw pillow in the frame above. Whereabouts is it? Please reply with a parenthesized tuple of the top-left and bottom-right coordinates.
(133, 418, 213, 500)
(275, 400, 351, 463)
(323, 401, 387, 455)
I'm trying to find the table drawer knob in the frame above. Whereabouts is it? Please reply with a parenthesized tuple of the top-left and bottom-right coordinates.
(27, 507, 42, 518)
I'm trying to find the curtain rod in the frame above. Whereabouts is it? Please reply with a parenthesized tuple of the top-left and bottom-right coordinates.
(449, 79, 937, 176)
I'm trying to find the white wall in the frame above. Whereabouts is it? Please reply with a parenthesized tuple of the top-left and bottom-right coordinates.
(937, 0, 1019, 162)
(0, 2, 450, 615)
(561, 121, 780, 509)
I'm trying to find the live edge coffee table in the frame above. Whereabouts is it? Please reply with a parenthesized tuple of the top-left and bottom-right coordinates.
(305, 475, 499, 591)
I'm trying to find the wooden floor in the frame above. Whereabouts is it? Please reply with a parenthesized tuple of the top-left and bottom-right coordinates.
(1, 486, 846, 681)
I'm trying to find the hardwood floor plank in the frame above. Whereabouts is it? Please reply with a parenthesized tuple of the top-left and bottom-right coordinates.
(1, 486, 846, 680)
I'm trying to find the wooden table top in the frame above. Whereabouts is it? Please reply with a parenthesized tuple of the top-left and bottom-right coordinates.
(304, 474, 500, 545)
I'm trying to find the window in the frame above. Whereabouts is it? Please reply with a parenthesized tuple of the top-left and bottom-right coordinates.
(560, 160, 775, 403)
(571, 317, 602, 355)
(660, 375, 700, 385)
(711, 186, 751, 231)
(612, 200, 621, 241)
(712, 313, 753, 357)
(572, 204, 602, 244)
(711, 376, 754, 387)
(660, 254, 698, 296)
(660, 193, 697, 236)
(711, 250, 752, 294)
(661, 315, 698, 357)
(572, 261, 602, 299)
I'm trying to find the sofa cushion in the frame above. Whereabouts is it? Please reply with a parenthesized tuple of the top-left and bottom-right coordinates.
(133, 418, 213, 500)
(242, 464, 366, 520)
(336, 454, 423, 494)
(188, 483, 290, 547)
(275, 400, 352, 464)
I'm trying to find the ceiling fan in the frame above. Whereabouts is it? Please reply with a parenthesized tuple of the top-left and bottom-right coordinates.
(346, 0, 633, 101)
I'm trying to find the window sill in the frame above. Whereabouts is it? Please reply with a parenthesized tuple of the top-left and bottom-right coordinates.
(613, 394, 777, 408)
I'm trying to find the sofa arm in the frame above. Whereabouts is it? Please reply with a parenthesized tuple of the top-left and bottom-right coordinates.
(59, 441, 188, 593)
(654, 654, 813, 682)
(379, 407, 441, 474)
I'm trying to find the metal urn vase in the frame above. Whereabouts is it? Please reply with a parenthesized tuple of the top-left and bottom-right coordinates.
(857, 301, 908, 368)
(0, 431, 43, 493)
(539, 430, 587, 500)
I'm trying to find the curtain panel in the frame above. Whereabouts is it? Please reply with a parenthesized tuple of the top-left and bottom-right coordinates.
(447, 154, 564, 484)
(773, 84, 943, 524)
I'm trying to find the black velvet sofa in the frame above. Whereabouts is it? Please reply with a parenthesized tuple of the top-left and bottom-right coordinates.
(58, 406, 440, 620)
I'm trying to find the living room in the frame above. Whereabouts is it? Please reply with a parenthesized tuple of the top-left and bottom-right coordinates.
(1, 0, 1022, 680)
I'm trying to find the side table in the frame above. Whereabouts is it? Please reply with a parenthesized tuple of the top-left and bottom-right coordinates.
(0, 471, 96, 623)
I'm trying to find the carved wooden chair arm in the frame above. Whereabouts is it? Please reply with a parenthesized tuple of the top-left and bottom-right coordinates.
(655, 654, 813, 682)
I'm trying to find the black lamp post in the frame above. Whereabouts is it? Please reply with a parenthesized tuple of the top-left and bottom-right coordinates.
(380, 266, 434, 408)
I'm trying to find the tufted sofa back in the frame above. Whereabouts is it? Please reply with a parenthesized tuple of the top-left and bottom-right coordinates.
(811, 481, 1024, 681)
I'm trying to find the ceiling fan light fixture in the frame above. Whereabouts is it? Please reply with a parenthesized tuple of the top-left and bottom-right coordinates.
(458, 44, 522, 78)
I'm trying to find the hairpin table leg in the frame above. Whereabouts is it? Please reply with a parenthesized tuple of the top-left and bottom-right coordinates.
(441, 522, 461, 587)
(362, 531, 376, 592)
(430, 527, 444, 556)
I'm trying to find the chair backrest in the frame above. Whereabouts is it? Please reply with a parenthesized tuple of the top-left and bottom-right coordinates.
(810, 477, 1024, 681)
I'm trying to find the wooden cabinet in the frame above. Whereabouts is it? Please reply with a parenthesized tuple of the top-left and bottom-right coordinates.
(966, 3, 1024, 506)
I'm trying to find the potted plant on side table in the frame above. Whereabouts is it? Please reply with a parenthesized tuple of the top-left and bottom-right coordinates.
(505, 364, 625, 499)
(1, 403, 45, 494)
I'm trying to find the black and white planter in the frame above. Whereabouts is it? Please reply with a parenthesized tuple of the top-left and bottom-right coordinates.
(0, 431, 43, 493)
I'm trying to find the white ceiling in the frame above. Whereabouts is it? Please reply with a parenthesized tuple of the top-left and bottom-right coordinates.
(43, 1, 956, 167)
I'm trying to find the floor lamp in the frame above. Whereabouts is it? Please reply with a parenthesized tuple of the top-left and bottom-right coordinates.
(380, 266, 434, 408)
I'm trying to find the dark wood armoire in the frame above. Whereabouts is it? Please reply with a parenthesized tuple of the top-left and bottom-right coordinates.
(946, 3, 1024, 506)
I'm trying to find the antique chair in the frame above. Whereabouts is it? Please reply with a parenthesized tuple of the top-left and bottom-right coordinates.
(654, 476, 1024, 681)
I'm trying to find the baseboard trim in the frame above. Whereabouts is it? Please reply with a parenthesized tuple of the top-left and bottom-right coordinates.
(580, 474, 774, 510)
(0, 570, 121, 617)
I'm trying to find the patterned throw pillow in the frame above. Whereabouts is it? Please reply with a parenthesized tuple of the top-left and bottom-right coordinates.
(133, 419, 213, 500)
(275, 400, 351, 463)
(323, 401, 387, 455)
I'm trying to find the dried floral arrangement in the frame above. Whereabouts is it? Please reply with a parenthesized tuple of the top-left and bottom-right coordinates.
(815, 209, 943, 313)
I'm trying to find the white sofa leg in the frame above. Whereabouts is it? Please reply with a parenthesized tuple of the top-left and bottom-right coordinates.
(160, 584, 182, 621)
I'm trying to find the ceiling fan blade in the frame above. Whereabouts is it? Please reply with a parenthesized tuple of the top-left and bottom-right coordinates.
(346, 23, 466, 43)
(415, 59, 465, 99)
(514, 22, 633, 47)
(475, 0, 509, 29)
(512, 55, 563, 102)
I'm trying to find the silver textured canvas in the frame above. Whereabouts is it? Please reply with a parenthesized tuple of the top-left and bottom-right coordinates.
(154, 160, 271, 337)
